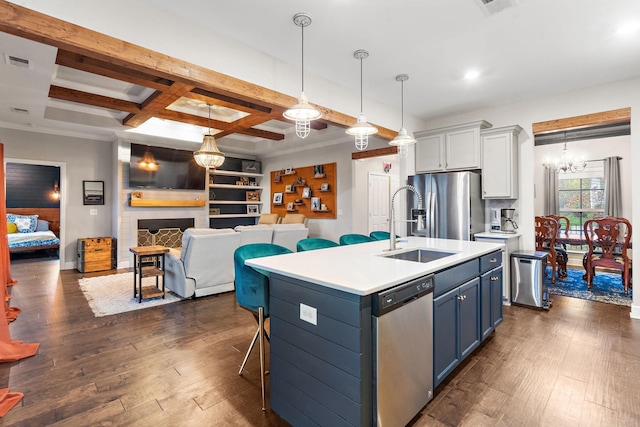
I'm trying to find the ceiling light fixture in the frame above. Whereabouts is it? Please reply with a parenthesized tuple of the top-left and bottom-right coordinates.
(542, 141, 586, 173)
(346, 49, 378, 151)
(283, 12, 321, 139)
(388, 74, 416, 158)
(464, 69, 480, 80)
(194, 103, 225, 169)
(138, 147, 159, 171)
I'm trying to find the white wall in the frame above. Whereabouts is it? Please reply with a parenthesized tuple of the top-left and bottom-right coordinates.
(1, 128, 113, 269)
(420, 76, 640, 317)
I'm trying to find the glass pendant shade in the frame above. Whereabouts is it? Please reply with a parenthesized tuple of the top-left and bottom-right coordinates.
(138, 149, 159, 171)
(194, 134, 225, 168)
(283, 91, 321, 139)
(389, 126, 416, 147)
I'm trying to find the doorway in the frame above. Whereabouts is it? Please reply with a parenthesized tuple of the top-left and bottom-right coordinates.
(368, 172, 400, 234)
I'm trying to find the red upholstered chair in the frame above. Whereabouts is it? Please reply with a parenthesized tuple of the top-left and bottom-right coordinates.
(584, 217, 633, 294)
(535, 216, 560, 283)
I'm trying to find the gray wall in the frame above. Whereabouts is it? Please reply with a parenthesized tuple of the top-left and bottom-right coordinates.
(1, 128, 113, 269)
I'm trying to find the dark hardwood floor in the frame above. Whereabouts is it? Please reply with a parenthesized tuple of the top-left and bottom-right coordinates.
(2, 258, 639, 426)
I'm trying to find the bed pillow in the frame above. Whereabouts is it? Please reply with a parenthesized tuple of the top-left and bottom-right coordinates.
(6, 214, 38, 233)
(6, 222, 17, 234)
(36, 219, 50, 232)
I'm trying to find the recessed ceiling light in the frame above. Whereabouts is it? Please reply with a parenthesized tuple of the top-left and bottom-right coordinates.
(616, 21, 640, 36)
(464, 69, 480, 80)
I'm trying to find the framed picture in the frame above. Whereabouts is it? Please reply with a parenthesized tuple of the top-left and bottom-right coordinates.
(287, 202, 294, 211)
(246, 191, 259, 201)
(285, 184, 292, 193)
(273, 192, 283, 204)
(83, 180, 104, 205)
(320, 183, 330, 191)
(302, 187, 311, 198)
(247, 205, 259, 215)
(284, 167, 293, 175)
(314, 164, 325, 178)
(311, 197, 321, 211)
(210, 208, 221, 215)
(241, 160, 261, 174)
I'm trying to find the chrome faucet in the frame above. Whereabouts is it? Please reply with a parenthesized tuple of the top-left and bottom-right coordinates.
(389, 185, 424, 251)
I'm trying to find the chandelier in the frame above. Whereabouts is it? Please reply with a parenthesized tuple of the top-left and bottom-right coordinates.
(194, 103, 225, 169)
(543, 141, 586, 173)
(345, 49, 377, 150)
(283, 13, 321, 139)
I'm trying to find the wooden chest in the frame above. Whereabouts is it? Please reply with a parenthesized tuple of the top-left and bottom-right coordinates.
(77, 237, 117, 273)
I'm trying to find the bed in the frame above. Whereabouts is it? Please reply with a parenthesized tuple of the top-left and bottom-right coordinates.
(7, 208, 60, 254)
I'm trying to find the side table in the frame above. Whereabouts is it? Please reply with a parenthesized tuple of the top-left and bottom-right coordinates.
(129, 245, 170, 303)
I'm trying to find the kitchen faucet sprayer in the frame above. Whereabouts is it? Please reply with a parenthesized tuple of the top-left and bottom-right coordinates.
(388, 185, 424, 251)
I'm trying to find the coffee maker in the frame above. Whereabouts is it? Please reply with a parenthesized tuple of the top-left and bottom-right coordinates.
(500, 208, 518, 233)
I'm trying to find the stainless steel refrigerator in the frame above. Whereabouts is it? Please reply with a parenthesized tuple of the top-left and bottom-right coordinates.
(407, 171, 484, 240)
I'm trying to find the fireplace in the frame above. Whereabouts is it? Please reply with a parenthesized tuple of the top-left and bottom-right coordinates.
(137, 218, 194, 249)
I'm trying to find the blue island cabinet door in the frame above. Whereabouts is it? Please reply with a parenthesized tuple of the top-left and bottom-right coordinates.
(480, 272, 493, 340)
(433, 286, 459, 387)
(459, 278, 481, 360)
(490, 267, 504, 328)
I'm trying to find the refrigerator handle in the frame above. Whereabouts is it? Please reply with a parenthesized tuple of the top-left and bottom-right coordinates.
(430, 192, 437, 237)
(425, 192, 432, 235)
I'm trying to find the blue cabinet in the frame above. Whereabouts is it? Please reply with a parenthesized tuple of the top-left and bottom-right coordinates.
(433, 277, 481, 387)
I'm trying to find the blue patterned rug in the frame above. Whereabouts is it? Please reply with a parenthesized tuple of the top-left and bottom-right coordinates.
(544, 267, 632, 307)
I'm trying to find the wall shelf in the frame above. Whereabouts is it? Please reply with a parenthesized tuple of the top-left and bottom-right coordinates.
(129, 199, 205, 207)
(209, 213, 260, 219)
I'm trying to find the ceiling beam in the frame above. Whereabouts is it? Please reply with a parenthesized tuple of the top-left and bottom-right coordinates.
(351, 146, 398, 160)
(0, 1, 396, 140)
(123, 82, 194, 127)
(532, 107, 631, 135)
(48, 86, 140, 113)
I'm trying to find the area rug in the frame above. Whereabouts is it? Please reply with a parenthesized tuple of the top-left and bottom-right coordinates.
(78, 273, 182, 317)
(544, 267, 632, 307)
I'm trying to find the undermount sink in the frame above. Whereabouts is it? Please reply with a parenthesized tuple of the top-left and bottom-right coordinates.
(383, 248, 457, 263)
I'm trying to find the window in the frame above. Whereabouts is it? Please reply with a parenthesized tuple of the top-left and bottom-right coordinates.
(557, 161, 604, 249)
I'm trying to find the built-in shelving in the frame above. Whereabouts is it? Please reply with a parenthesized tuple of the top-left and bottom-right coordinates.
(129, 199, 205, 207)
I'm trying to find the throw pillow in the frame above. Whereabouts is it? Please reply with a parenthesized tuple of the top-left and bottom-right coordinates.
(6, 222, 17, 234)
(6, 214, 38, 233)
(36, 219, 50, 232)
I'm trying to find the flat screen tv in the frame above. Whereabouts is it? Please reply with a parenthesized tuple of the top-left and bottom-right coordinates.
(128, 143, 205, 190)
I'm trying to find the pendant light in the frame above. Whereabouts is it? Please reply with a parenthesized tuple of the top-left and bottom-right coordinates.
(283, 13, 321, 139)
(346, 49, 378, 150)
(388, 74, 416, 158)
(138, 147, 159, 171)
(194, 103, 225, 169)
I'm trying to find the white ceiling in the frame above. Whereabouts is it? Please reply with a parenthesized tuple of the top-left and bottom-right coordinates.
(1, 0, 639, 155)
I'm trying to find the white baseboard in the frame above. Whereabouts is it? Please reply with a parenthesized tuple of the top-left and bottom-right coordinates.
(630, 303, 640, 320)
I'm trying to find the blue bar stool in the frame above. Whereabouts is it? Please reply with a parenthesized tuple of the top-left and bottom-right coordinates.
(233, 243, 292, 410)
(369, 231, 391, 240)
(339, 233, 375, 245)
(296, 237, 339, 252)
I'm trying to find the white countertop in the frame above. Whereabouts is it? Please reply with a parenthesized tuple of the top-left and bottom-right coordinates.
(246, 236, 503, 296)
(475, 231, 521, 241)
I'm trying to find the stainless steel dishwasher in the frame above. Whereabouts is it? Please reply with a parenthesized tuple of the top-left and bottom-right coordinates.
(372, 274, 434, 427)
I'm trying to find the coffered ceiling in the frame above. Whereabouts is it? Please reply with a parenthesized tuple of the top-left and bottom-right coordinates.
(0, 0, 639, 156)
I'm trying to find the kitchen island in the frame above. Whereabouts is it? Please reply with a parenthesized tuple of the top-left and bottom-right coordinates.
(247, 236, 503, 427)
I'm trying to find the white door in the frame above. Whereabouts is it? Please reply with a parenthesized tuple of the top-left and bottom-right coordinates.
(368, 173, 400, 234)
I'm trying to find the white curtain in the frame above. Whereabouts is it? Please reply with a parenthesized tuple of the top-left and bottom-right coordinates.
(544, 166, 559, 216)
(604, 156, 622, 217)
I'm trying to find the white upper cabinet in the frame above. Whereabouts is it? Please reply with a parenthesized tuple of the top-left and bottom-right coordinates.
(480, 125, 522, 199)
(415, 120, 492, 173)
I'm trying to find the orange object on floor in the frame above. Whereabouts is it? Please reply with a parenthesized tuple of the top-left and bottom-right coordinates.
(0, 388, 23, 416)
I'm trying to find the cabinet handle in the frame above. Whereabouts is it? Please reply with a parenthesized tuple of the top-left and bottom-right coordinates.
(457, 295, 467, 301)
(490, 258, 497, 263)
(491, 276, 499, 281)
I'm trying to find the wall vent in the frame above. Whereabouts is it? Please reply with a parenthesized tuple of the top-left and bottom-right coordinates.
(10, 107, 30, 114)
(4, 54, 31, 69)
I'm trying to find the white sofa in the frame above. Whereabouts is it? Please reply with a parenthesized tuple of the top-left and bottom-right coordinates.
(270, 223, 309, 252)
(234, 224, 273, 245)
(164, 228, 240, 298)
